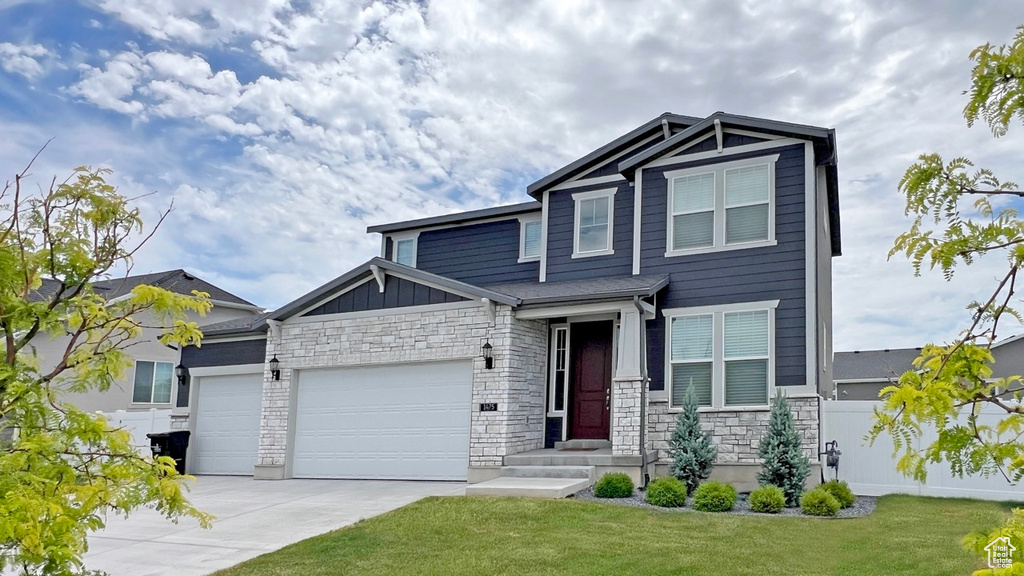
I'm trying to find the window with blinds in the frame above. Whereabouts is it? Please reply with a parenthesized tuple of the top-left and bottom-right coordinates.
(666, 302, 775, 409)
(520, 219, 542, 260)
(394, 238, 415, 267)
(665, 154, 777, 256)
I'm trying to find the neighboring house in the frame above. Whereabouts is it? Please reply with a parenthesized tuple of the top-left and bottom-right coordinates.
(180, 111, 841, 488)
(835, 336, 1024, 400)
(29, 270, 261, 415)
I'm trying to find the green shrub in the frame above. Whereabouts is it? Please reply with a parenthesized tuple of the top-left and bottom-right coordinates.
(692, 481, 737, 512)
(819, 480, 855, 509)
(800, 488, 840, 517)
(748, 485, 786, 514)
(593, 472, 634, 498)
(668, 385, 717, 494)
(645, 477, 687, 508)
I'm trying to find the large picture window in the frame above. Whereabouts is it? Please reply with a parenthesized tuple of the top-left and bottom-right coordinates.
(132, 360, 174, 404)
(666, 154, 778, 256)
(666, 301, 777, 409)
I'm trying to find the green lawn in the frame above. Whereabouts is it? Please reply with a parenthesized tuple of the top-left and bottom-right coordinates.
(214, 495, 1013, 576)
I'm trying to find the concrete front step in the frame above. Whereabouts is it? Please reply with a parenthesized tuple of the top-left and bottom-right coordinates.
(504, 449, 645, 468)
(465, 477, 592, 499)
(554, 439, 612, 450)
(501, 465, 596, 481)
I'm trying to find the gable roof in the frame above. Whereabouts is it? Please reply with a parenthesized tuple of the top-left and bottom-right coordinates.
(525, 112, 702, 198)
(367, 201, 540, 235)
(270, 257, 519, 321)
(484, 275, 668, 308)
(833, 348, 923, 381)
(617, 111, 842, 256)
(199, 311, 272, 338)
(33, 270, 257, 308)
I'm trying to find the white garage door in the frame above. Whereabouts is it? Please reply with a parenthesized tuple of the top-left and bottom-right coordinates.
(192, 373, 262, 475)
(293, 361, 472, 480)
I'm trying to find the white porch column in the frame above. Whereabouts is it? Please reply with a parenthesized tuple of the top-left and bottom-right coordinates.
(612, 307, 645, 456)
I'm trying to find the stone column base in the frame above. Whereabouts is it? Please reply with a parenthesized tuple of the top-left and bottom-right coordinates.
(254, 464, 286, 480)
(612, 377, 644, 456)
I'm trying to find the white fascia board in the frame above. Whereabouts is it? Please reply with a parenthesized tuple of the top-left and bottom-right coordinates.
(642, 138, 806, 171)
(549, 174, 625, 192)
(515, 301, 631, 320)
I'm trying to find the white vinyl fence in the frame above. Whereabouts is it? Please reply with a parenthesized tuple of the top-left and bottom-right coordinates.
(823, 400, 1024, 501)
(102, 409, 172, 454)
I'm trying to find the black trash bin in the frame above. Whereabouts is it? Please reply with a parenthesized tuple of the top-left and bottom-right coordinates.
(147, 431, 191, 474)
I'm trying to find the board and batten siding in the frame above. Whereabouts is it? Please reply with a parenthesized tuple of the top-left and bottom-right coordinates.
(415, 218, 540, 285)
(180, 338, 268, 407)
(544, 180, 634, 281)
(303, 275, 467, 316)
(641, 143, 807, 392)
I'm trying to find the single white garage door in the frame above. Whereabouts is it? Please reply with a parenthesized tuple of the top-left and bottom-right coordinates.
(192, 373, 262, 475)
(292, 361, 472, 480)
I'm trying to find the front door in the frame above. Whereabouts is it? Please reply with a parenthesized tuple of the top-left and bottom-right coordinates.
(570, 321, 613, 439)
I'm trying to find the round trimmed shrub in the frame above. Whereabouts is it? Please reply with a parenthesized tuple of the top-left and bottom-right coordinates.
(800, 488, 840, 517)
(692, 481, 737, 512)
(594, 472, 634, 498)
(645, 477, 687, 508)
(749, 485, 786, 514)
(819, 480, 855, 509)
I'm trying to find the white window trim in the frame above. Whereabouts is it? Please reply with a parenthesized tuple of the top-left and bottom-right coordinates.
(663, 300, 779, 411)
(665, 154, 779, 258)
(132, 360, 175, 405)
(390, 232, 419, 267)
(571, 188, 616, 259)
(518, 216, 542, 263)
(548, 324, 569, 417)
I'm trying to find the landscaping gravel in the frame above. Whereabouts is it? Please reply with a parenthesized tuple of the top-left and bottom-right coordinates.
(571, 487, 876, 518)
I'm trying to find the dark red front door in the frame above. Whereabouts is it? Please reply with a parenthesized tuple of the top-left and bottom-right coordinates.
(570, 321, 613, 440)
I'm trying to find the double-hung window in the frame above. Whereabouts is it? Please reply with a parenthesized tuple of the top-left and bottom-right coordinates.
(519, 218, 542, 262)
(392, 234, 417, 267)
(572, 189, 615, 258)
(666, 154, 778, 256)
(666, 300, 777, 409)
(133, 360, 174, 404)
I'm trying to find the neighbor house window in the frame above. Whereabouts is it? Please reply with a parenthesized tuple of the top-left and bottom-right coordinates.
(519, 218, 542, 262)
(133, 360, 174, 404)
(572, 189, 615, 258)
(666, 154, 778, 256)
(666, 300, 777, 409)
(392, 235, 417, 267)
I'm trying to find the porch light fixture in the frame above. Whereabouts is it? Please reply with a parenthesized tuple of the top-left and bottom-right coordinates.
(175, 364, 188, 386)
(269, 355, 281, 381)
(481, 341, 493, 370)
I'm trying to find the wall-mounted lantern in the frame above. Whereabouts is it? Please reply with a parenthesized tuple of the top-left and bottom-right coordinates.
(269, 355, 281, 381)
(175, 364, 188, 386)
(482, 341, 494, 370)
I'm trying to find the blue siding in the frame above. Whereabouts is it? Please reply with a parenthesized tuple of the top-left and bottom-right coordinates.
(545, 180, 634, 281)
(179, 338, 268, 407)
(417, 218, 540, 285)
(304, 275, 466, 316)
(642, 143, 807, 391)
(545, 417, 562, 448)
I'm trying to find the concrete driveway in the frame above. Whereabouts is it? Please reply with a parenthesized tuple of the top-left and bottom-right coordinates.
(83, 476, 466, 576)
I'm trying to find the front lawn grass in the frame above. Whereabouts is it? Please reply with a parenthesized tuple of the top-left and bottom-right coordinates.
(214, 494, 1013, 576)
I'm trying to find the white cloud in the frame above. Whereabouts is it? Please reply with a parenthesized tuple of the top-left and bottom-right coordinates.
(0, 42, 52, 80)
(14, 1, 1024, 350)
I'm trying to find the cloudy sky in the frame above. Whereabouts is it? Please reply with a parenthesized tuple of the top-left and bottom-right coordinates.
(1, 0, 1021, 351)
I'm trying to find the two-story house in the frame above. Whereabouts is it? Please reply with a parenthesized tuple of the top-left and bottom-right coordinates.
(178, 112, 840, 491)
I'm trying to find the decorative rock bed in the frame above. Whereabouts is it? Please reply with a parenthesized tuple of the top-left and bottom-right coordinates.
(572, 487, 877, 518)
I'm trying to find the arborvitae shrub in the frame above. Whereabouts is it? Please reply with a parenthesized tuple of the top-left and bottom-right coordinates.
(757, 394, 811, 507)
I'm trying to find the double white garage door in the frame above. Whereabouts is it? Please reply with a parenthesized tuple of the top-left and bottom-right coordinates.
(192, 361, 472, 480)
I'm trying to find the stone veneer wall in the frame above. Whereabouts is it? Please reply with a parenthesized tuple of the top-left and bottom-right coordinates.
(647, 394, 820, 464)
(257, 303, 548, 474)
(612, 377, 644, 456)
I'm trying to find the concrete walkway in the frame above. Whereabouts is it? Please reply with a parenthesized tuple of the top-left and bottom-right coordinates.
(83, 476, 466, 576)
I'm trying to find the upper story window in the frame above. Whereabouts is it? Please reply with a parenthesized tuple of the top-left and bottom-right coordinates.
(133, 360, 173, 404)
(666, 154, 778, 257)
(392, 234, 417, 267)
(572, 188, 615, 258)
(519, 218, 542, 262)
(665, 300, 778, 409)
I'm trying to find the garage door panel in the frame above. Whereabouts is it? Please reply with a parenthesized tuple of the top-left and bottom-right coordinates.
(193, 373, 262, 475)
(292, 361, 471, 480)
